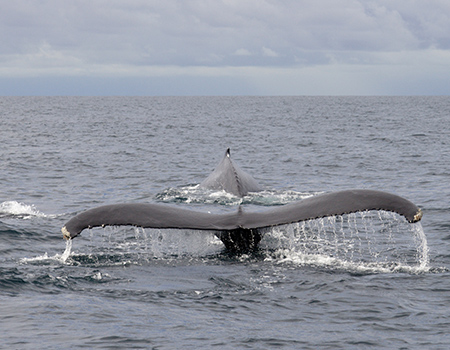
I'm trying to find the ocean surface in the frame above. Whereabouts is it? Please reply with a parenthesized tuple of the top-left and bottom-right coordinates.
(1, 96, 449, 349)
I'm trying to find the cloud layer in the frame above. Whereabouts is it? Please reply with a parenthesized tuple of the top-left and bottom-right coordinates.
(1, 1, 449, 95)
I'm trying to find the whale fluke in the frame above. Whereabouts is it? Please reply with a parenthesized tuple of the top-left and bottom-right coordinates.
(199, 148, 262, 197)
(62, 189, 422, 252)
(62, 150, 422, 253)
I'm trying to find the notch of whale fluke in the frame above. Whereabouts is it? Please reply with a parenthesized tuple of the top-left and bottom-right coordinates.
(61, 150, 423, 253)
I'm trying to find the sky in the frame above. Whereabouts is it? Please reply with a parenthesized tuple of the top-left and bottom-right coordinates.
(1, 0, 450, 96)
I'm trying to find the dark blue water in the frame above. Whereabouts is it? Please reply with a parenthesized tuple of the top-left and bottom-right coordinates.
(1, 96, 449, 349)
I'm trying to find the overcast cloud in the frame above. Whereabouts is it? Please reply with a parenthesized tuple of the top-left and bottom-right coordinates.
(1, 0, 449, 95)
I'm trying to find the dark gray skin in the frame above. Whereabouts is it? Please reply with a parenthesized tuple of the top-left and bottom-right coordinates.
(200, 148, 262, 196)
(62, 150, 422, 253)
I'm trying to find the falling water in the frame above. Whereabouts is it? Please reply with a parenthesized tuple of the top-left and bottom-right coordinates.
(262, 210, 429, 273)
(60, 209, 429, 274)
(61, 239, 73, 262)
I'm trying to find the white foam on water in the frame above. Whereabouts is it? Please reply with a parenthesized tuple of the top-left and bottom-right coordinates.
(0, 201, 47, 218)
(20, 240, 73, 265)
(155, 186, 315, 206)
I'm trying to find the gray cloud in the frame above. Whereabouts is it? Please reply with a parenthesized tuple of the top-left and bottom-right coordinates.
(1, 0, 449, 94)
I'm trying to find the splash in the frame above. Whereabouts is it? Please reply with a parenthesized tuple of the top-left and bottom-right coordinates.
(61, 239, 73, 261)
(64, 226, 224, 266)
(130, 227, 223, 258)
(54, 210, 429, 273)
(156, 185, 244, 205)
(20, 240, 73, 265)
(155, 185, 313, 206)
(262, 210, 429, 273)
(0, 201, 47, 218)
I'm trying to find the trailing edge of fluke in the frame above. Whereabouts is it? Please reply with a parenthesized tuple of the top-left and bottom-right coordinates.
(62, 149, 423, 252)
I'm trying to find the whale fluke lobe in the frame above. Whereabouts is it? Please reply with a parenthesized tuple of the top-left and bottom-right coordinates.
(62, 150, 423, 253)
(200, 148, 262, 197)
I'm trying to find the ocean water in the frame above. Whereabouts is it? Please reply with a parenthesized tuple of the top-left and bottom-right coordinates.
(1, 96, 449, 349)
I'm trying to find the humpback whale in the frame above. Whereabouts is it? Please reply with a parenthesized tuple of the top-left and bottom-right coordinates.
(62, 149, 423, 253)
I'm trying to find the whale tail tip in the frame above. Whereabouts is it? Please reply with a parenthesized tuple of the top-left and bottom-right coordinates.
(61, 226, 71, 240)
(413, 208, 423, 223)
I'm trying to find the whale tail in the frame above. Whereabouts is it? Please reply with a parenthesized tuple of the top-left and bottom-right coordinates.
(62, 189, 422, 253)
(61, 150, 422, 253)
